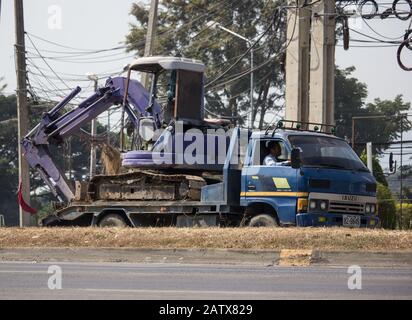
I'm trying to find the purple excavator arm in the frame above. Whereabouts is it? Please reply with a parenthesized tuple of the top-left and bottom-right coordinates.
(22, 77, 162, 202)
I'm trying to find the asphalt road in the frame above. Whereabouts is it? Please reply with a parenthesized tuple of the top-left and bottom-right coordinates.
(0, 261, 411, 299)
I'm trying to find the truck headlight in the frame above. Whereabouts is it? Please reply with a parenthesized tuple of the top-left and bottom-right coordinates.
(366, 203, 376, 214)
(319, 201, 328, 211)
(309, 200, 317, 210)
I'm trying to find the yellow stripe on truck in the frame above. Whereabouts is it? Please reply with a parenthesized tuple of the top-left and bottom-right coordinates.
(240, 192, 309, 197)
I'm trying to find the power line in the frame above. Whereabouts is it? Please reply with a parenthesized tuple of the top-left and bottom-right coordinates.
(25, 32, 127, 52)
(26, 33, 72, 90)
(205, 7, 282, 89)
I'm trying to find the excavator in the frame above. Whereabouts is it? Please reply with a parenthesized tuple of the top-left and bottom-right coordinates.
(22, 56, 235, 227)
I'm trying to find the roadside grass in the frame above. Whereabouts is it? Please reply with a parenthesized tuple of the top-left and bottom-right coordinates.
(0, 227, 411, 251)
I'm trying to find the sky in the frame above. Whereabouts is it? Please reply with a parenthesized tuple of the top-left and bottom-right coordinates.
(0, 0, 139, 99)
(1, 0, 412, 169)
(0, 1, 411, 101)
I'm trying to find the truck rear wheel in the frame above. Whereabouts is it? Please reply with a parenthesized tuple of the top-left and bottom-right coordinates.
(248, 214, 278, 227)
(98, 214, 128, 227)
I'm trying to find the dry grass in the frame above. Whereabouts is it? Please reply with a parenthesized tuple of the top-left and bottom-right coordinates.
(0, 227, 412, 251)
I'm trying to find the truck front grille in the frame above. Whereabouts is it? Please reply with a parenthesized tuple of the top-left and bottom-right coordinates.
(329, 201, 365, 214)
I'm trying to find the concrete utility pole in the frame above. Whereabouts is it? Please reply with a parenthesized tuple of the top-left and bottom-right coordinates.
(87, 74, 98, 178)
(142, 0, 158, 89)
(308, 0, 336, 127)
(14, 0, 31, 227)
(285, 0, 311, 123)
(285, 0, 336, 129)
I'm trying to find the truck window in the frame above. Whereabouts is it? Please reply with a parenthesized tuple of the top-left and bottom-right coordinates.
(251, 139, 289, 166)
(288, 135, 367, 171)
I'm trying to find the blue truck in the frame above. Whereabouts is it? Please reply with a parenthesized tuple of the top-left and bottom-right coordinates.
(238, 123, 379, 228)
(22, 57, 379, 228)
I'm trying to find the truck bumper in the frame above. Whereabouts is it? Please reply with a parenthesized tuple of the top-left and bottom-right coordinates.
(296, 212, 380, 228)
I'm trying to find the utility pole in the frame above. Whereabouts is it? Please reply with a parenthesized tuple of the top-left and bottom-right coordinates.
(87, 74, 98, 178)
(285, 0, 311, 124)
(142, 0, 158, 89)
(400, 115, 405, 229)
(14, 0, 31, 227)
(308, 0, 336, 128)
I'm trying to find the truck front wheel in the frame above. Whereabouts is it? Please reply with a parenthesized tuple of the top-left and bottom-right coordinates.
(248, 214, 278, 227)
(98, 214, 128, 227)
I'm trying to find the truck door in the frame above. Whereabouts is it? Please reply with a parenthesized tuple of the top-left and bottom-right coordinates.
(241, 138, 301, 224)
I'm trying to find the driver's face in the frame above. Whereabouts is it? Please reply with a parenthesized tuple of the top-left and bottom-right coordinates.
(270, 145, 280, 156)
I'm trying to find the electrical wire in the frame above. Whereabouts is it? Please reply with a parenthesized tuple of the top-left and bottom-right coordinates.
(26, 33, 72, 90)
(205, 7, 282, 89)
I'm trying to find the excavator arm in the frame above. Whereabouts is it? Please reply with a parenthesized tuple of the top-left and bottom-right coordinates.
(22, 76, 162, 202)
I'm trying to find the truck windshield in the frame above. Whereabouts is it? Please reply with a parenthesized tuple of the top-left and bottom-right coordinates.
(288, 135, 368, 171)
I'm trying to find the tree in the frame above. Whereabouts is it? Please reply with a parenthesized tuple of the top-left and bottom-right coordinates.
(0, 95, 19, 225)
(335, 67, 411, 154)
(125, 0, 286, 128)
(359, 150, 396, 229)
(377, 183, 397, 229)
(0, 77, 6, 94)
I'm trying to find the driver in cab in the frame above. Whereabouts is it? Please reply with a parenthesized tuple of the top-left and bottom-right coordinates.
(263, 141, 291, 166)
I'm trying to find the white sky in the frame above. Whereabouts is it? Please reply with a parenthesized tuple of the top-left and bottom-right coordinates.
(1, 0, 412, 169)
(0, 1, 410, 102)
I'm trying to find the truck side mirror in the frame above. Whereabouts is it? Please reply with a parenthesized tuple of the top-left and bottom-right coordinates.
(291, 148, 302, 169)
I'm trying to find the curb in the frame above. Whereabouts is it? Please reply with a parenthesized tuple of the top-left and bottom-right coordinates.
(1, 247, 412, 267)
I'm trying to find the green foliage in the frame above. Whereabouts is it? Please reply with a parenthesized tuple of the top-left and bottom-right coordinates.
(377, 183, 397, 229)
(396, 204, 412, 230)
(125, 0, 286, 128)
(359, 150, 387, 186)
(0, 77, 6, 94)
(335, 67, 411, 154)
(359, 151, 397, 229)
(0, 95, 19, 225)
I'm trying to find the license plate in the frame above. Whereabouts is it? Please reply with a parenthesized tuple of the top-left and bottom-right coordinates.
(343, 215, 361, 228)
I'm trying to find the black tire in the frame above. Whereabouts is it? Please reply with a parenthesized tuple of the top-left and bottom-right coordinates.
(248, 214, 279, 227)
(98, 214, 128, 227)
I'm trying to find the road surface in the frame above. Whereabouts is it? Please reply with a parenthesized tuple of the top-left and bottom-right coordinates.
(0, 261, 411, 299)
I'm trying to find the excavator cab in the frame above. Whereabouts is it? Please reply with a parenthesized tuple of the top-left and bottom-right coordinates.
(121, 56, 230, 171)
(123, 56, 206, 137)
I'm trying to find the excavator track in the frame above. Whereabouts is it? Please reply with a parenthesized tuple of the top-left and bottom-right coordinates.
(88, 169, 207, 201)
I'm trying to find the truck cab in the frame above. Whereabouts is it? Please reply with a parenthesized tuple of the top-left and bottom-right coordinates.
(240, 122, 379, 228)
